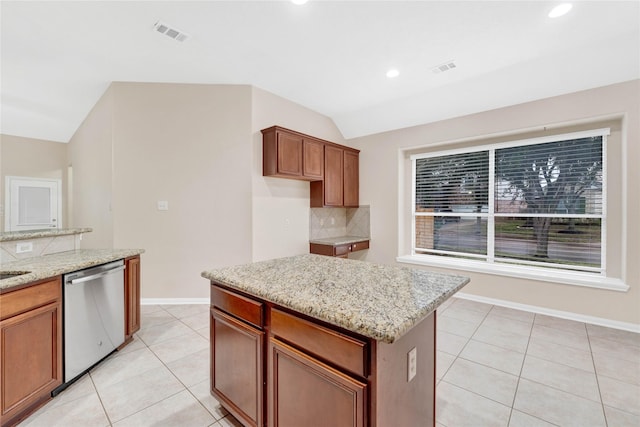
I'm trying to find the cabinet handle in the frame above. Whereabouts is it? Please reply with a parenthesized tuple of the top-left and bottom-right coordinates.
(352, 243, 357, 250)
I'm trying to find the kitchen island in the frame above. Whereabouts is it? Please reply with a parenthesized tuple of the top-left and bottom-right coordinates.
(202, 254, 469, 427)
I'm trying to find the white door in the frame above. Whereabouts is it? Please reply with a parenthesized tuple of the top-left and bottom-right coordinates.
(5, 176, 61, 231)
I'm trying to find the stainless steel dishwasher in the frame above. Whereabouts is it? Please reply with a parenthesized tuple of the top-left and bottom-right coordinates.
(63, 260, 125, 383)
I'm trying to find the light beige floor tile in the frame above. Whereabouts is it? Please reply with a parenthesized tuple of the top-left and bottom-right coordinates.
(189, 380, 229, 420)
(513, 379, 606, 426)
(140, 304, 164, 315)
(521, 355, 600, 402)
(589, 336, 640, 363)
(460, 339, 525, 376)
(534, 314, 587, 337)
(139, 310, 176, 330)
(113, 389, 216, 427)
(163, 304, 209, 319)
(526, 336, 594, 372)
(481, 315, 532, 337)
(436, 351, 456, 379)
(587, 324, 640, 348)
(593, 351, 640, 386)
(115, 336, 147, 356)
(438, 314, 480, 338)
(530, 324, 590, 352)
(443, 358, 518, 406)
(215, 414, 244, 427)
(437, 330, 469, 356)
(451, 298, 493, 315)
(598, 375, 640, 415)
(441, 305, 489, 325)
(91, 347, 164, 390)
(604, 405, 640, 427)
(196, 326, 211, 341)
(436, 381, 511, 426)
(489, 306, 535, 324)
(167, 347, 210, 387)
(98, 365, 185, 422)
(136, 318, 194, 346)
(19, 391, 109, 427)
(181, 310, 210, 330)
(508, 410, 557, 426)
(45, 374, 96, 410)
(149, 329, 209, 364)
(472, 324, 530, 353)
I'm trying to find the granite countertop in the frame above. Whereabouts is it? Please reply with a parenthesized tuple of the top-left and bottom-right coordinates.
(309, 236, 370, 246)
(0, 249, 144, 291)
(202, 254, 469, 344)
(0, 228, 93, 242)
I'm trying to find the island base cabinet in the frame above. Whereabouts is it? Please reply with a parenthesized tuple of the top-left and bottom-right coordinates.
(211, 308, 264, 427)
(269, 338, 366, 427)
(0, 278, 62, 427)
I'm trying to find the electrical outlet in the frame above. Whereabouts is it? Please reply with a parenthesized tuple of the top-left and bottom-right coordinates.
(407, 347, 417, 382)
(16, 242, 33, 254)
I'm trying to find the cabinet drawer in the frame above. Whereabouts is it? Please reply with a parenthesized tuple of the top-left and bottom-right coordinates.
(0, 277, 61, 321)
(270, 308, 368, 377)
(211, 285, 263, 328)
(334, 244, 350, 257)
(350, 240, 369, 252)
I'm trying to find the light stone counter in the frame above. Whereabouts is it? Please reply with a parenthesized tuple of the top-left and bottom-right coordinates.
(308, 235, 369, 246)
(0, 249, 144, 291)
(202, 254, 469, 343)
(0, 228, 92, 242)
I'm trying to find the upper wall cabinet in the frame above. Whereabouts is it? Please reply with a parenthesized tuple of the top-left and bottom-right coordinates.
(262, 126, 324, 181)
(262, 126, 359, 208)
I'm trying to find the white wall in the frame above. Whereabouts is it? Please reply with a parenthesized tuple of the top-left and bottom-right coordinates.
(250, 87, 348, 261)
(349, 80, 640, 325)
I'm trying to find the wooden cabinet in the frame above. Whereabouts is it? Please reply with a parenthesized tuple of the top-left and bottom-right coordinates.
(210, 286, 264, 427)
(310, 146, 359, 208)
(269, 338, 366, 427)
(310, 240, 370, 258)
(0, 278, 62, 427)
(124, 256, 141, 343)
(262, 126, 324, 181)
(262, 126, 359, 207)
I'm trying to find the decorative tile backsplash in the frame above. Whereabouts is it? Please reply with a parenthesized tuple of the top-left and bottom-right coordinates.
(310, 206, 370, 240)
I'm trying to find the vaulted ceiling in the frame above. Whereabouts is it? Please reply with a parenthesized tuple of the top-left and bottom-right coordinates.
(1, 1, 639, 143)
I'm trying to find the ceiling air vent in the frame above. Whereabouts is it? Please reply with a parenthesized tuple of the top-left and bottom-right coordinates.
(432, 61, 457, 74)
(153, 21, 190, 42)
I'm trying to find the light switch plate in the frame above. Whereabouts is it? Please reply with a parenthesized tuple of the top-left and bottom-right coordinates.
(407, 347, 417, 382)
(157, 201, 169, 211)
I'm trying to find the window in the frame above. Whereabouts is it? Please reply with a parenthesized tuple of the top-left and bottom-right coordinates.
(411, 129, 608, 276)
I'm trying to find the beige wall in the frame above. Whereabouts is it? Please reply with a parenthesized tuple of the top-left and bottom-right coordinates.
(0, 134, 68, 232)
(350, 80, 640, 325)
(67, 88, 115, 248)
(250, 87, 348, 261)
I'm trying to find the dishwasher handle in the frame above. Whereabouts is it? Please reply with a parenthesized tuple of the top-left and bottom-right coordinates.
(67, 265, 126, 286)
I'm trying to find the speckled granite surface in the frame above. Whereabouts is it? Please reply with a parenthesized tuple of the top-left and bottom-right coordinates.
(0, 249, 144, 291)
(202, 254, 469, 343)
(309, 236, 370, 246)
(0, 228, 93, 242)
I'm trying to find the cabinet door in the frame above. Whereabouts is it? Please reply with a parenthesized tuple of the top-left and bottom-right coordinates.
(125, 256, 141, 339)
(1, 300, 62, 426)
(323, 145, 344, 207)
(343, 150, 359, 207)
(269, 338, 366, 427)
(302, 139, 324, 180)
(277, 132, 303, 177)
(211, 308, 264, 427)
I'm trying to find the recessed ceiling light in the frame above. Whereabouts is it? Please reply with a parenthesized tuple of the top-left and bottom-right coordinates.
(386, 69, 400, 78)
(291, 0, 308, 5)
(548, 3, 573, 18)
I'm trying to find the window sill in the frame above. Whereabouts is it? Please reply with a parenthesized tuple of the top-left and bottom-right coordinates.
(396, 254, 629, 292)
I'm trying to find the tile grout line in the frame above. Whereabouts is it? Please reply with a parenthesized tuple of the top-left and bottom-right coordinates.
(587, 324, 611, 427)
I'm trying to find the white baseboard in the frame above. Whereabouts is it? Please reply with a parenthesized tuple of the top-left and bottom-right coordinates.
(455, 292, 640, 333)
(141, 298, 209, 305)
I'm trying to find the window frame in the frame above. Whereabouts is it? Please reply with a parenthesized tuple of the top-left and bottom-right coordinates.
(399, 127, 629, 292)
